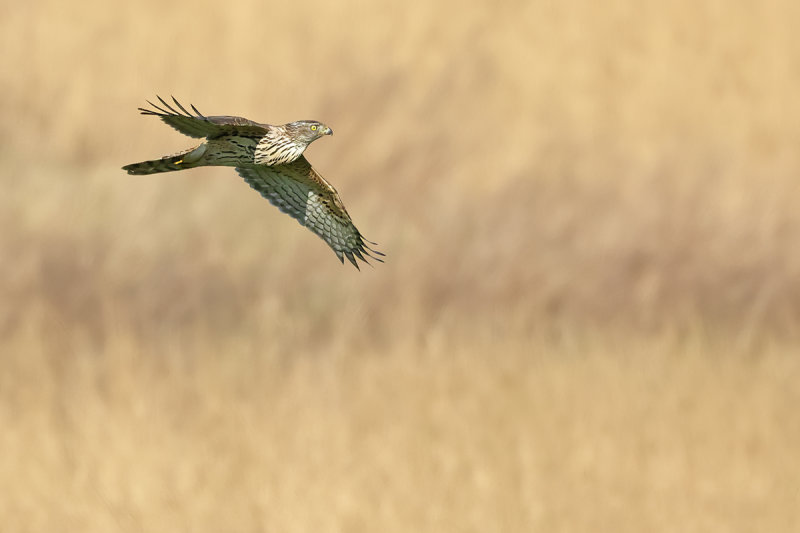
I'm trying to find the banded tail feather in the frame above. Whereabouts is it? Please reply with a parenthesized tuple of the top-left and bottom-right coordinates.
(123, 144, 207, 175)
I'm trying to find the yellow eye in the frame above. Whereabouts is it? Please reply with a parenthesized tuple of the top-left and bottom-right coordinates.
(311, 125, 317, 131)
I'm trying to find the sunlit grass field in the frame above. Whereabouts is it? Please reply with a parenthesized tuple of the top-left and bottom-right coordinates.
(1, 1, 799, 531)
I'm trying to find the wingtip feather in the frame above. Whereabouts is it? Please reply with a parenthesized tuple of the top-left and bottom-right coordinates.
(344, 252, 360, 270)
(190, 103, 206, 118)
(171, 96, 193, 117)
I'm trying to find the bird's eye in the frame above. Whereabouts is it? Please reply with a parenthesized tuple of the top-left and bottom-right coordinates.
(311, 125, 318, 131)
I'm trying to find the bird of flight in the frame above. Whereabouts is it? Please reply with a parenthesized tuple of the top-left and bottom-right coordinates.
(123, 96, 383, 269)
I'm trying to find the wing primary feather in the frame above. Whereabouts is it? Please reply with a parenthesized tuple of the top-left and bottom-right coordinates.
(144, 99, 171, 115)
(152, 96, 171, 114)
(364, 244, 385, 256)
(344, 252, 360, 270)
(190, 103, 205, 118)
(352, 249, 375, 268)
(171, 96, 194, 117)
(356, 233, 384, 256)
(157, 95, 181, 116)
(335, 250, 345, 263)
(363, 249, 384, 262)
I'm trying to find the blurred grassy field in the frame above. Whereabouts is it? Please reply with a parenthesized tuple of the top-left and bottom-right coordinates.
(1, 0, 800, 531)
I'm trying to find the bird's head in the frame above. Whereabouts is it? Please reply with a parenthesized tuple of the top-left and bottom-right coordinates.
(286, 120, 333, 144)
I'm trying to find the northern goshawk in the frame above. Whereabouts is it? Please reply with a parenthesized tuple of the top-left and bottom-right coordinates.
(122, 96, 382, 269)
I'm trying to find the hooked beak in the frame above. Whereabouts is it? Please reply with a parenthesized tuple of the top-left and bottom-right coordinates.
(323, 126, 333, 136)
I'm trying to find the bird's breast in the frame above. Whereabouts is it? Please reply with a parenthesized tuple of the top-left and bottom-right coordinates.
(254, 135, 306, 165)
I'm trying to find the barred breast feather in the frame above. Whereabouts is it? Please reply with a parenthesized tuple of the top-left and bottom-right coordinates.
(254, 128, 307, 165)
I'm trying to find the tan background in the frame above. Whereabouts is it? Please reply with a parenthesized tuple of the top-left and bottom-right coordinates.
(1, 0, 799, 531)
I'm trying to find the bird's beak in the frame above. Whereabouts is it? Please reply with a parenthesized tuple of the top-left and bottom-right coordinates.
(324, 126, 333, 136)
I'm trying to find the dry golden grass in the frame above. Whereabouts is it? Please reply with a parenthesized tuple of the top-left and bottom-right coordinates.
(1, 0, 800, 531)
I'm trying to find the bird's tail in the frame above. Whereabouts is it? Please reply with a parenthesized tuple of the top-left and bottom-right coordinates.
(122, 144, 207, 175)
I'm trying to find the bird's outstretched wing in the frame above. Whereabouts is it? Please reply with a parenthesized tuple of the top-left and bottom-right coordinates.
(236, 158, 383, 269)
(139, 96, 270, 139)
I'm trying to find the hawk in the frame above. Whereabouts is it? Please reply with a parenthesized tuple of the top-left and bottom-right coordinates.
(122, 96, 382, 269)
